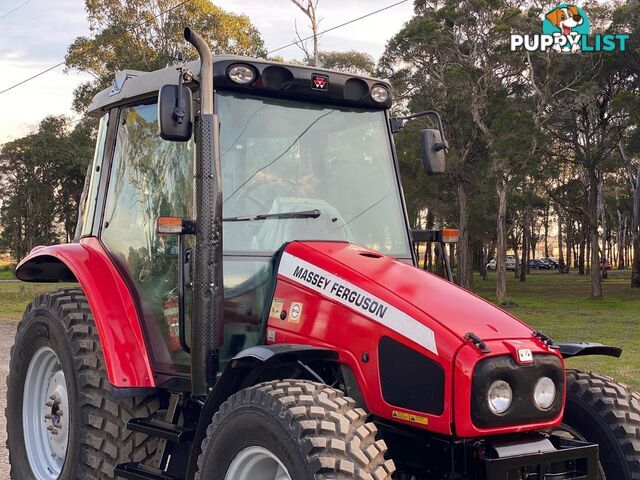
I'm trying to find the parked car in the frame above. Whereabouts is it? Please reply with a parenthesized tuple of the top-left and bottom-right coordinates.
(600, 258, 612, 270)
(542, 257, 559, 269)
(529, 259, 551, 270)
(486, 255, 516, 271)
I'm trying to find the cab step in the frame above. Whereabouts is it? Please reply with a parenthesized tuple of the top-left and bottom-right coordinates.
(127, 417, 195, 443)
(114, 462, 182, 480)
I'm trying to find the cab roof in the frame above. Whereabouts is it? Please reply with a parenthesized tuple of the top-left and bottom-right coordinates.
(88, 54, 392, 115)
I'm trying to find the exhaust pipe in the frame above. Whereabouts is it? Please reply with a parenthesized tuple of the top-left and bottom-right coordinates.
(184, 28, 224, 396)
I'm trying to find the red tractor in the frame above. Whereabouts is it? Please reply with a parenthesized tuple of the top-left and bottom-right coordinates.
(6, 29, 640, 480)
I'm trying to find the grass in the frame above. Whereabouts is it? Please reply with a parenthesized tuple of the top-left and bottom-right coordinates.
(0, 269, 638, 390)
(475, 269, 640, 390)
(0, 261, 16, 280)
(0, 282, 77, 320)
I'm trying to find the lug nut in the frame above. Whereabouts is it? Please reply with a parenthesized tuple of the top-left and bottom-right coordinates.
(46, 400, 54, 407)
(45, 414, 52, 420)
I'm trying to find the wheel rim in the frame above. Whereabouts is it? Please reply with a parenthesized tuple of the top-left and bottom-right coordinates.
(23, 346, 69, 480)
(225, 446, 291, 480)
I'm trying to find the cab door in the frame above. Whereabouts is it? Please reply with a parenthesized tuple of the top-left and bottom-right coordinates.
(99, 100, 272, 376)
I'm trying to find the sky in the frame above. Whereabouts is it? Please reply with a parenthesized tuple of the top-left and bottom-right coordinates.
(0, 0, 415, 144)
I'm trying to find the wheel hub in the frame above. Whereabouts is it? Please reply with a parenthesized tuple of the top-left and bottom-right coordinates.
(43, 370, 69, 460)
(225, 446, 292, 480)
(23, 346, 69, 480)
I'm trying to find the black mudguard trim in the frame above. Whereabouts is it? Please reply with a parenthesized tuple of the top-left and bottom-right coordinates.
(185, 344, 338, 479)
(558, 342, 622, 359)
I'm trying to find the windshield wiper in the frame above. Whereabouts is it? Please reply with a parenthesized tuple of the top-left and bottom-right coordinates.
(223, 209, 321, 222)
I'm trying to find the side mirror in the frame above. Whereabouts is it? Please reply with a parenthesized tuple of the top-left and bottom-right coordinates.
(420, 128, 446, 175)
(158, 84, 192, 142)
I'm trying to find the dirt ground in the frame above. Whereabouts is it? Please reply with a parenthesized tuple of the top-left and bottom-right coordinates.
(0, 320, 17, 477)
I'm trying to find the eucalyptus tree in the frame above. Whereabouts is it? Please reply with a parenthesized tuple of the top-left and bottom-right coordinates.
(65, 0, 266, 111)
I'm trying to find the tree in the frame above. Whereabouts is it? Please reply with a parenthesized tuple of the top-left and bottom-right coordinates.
(290, 0, 320, 66)
(318, 50, 375, 76)
(0, 117, 94, 258)
(65, 0, 266, 111)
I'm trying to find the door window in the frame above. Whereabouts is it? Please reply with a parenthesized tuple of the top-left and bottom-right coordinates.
(101, 103, 194, 373)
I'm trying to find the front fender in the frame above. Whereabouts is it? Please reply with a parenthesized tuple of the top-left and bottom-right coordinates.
(16, 237, 155, 388)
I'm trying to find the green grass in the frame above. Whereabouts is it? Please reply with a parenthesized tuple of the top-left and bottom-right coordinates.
(0, 282, 77, 320)
(1, 270, 638, 390)
(0, 264, 16, 280)
(475, 269, 640, 390)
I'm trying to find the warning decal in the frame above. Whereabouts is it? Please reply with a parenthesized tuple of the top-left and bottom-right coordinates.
(392, 410, 429, 426)
(278, 252, 438, 355)
(289, 302, 303, 324)
(269, 298, 284, 319)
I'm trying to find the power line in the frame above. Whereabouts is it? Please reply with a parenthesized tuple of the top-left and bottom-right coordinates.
(267, 0, 409, 55)
(0, 0, 34, 21)
(0, 0, 193, 96)
(0, 61, 65, 95)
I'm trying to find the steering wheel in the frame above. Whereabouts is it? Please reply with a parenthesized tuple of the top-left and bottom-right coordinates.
(233, 175, 300, 212)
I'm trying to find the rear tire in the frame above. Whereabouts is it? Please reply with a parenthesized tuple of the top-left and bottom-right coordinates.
(195, 379, 395, 479)
(6, 288, 160, 479)
(563, 370, 640, 480)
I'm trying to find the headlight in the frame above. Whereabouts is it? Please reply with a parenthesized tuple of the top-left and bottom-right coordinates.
(228, 64, 256, 85)
(488, 380, 512, 414)
(370, 84, 389, 103)
(533, 376, 556, 410)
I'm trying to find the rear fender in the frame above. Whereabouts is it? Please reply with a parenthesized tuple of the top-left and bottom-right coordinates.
(15, 238, 155, 388)
(185, 344, 340, 479)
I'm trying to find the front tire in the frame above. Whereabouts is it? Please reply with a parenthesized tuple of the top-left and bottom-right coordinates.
(195, 379, 395, 479)
(6, 288, 160, 479)
(563, 370, 640, 480)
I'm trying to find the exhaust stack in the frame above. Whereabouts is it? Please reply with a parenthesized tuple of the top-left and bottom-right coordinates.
(184, 28, 224, 396)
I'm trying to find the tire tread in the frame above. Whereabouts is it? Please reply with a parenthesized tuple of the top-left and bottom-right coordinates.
(195, 379, 395, 480)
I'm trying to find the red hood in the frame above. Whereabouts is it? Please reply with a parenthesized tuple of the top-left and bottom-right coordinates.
(295, 241, 534, 343)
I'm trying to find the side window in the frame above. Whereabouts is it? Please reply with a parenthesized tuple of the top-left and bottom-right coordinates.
(80, 113, 109, 236)
(101, 103, 194, 373)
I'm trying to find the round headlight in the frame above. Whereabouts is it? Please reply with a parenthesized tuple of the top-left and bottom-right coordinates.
(488, 380, 512, 414)
(371, 84, 389, 103)
(534, 377, 556, 410)
(228, 64, 256, 85)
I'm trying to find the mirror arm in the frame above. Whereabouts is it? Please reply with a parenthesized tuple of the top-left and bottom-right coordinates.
(391, 110, 449, 152)
(174, 68, 185, 125)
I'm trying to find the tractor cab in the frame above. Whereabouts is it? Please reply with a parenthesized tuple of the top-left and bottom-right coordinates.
(83, 52, 444, 379)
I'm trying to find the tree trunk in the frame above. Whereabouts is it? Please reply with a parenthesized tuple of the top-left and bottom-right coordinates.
(589, 174, 603, 297)
(520, 218, 528, 282)
(632, 161, 640, 288)
(456, 183, 474, 290)
(578, 223, 585, 275)
(557, 209, 565, 273)
(543, 205, 550, 258)
(496, 179, 508, 302)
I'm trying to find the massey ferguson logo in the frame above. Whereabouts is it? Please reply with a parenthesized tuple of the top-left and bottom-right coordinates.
(311, 73, 328, 91)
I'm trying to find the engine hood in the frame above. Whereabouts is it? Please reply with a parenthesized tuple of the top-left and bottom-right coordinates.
(285, 241, 534, 344)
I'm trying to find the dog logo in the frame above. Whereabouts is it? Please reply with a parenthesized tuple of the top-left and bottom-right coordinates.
(511, 4, 628, 53)
(543, 4, 590, 52)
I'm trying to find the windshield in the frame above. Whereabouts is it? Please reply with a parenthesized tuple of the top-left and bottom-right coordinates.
(218, 92, 411, 257)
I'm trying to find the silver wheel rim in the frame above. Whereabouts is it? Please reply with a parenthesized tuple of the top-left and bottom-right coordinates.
(23, 346, 69, 480)
(225, 446, 291, 480)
